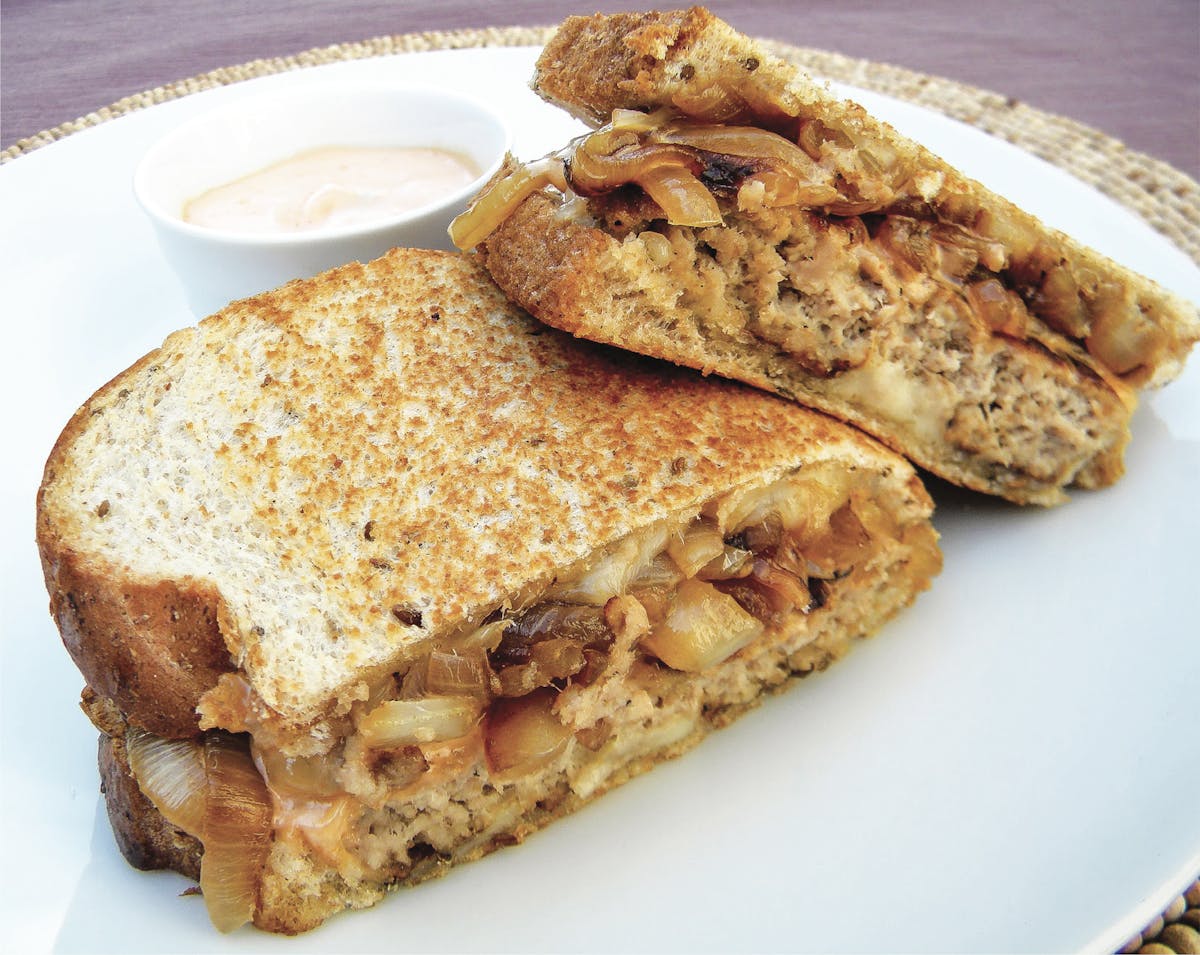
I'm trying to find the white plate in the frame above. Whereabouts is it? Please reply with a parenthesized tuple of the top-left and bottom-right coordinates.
(2, 46, 1198, 955)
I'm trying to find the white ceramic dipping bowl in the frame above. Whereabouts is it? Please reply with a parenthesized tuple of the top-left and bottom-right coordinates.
(134, 84, 510, 315)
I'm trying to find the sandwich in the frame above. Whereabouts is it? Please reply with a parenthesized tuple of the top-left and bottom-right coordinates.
(37, 248, 941, 933)
(453, 7, 1200, 506)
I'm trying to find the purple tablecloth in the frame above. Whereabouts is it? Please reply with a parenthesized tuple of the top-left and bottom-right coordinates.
(3, 0, 1198, 180)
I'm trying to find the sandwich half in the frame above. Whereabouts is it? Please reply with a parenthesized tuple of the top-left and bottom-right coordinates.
(456, 7, 1200, 506)
(37, 249, 940, 934)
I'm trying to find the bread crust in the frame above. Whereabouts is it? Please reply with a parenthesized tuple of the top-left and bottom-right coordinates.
(43, 248, 940, 934)
(476, 8, 1198, 506)
(479, 186, 1133, 505)
(98, 730, 203, 879)
(37, 349, 239, 738)
(44, 547, 233, 738)
(529, 8, 1199, 385)
(37, 248, 917, 736)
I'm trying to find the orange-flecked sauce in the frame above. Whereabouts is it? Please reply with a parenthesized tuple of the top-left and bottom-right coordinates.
(182, 145, 479, 233)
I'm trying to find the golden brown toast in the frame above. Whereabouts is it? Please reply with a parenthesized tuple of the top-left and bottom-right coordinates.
(38, 248, 940, 933)
(461, 7, 1200, 505)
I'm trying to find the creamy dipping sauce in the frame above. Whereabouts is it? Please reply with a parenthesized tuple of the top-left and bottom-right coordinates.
(182, 146, 479, 233)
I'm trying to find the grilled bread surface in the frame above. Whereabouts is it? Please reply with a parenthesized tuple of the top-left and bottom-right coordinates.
(39, 249, 940, 932)
(475, 7, 1199, 505)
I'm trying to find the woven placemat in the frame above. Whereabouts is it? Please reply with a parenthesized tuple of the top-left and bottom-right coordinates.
(3, 25, 1198, 952)
(3, 24, 1198, 267)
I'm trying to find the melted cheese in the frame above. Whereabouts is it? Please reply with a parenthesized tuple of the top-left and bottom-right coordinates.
(829, 355, 956, 448)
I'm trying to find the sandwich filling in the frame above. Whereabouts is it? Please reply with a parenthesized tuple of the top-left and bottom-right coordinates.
(117, 462, 938, 933)
(456, 109, 1154, 500)
(453, 108, 1164, 389)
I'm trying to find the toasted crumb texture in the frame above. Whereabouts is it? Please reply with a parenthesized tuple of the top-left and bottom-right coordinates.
(482, 190, 1133, 504)
(39, 250, 917, 738)
(479, 7, 1200, 506)
(42, 248, 940, 935)
(101, 471, 938, 935)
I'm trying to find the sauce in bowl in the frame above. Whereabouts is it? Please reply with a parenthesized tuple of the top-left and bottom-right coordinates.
(182, 146, 480, 234)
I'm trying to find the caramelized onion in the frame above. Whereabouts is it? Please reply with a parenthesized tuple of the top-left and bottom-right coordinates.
(278, 795, 360, 871)
(449, 157, 566, 250)
(493, 638, 588, 697)
(630, 583, 673, 626)
(125, 728, 207, 836)
(658, 123, 826, 178)
(967, 278, 1028, 338)
(489, 602, 612, 695)
(549, 528, 667, 605)
(1087, 297, 1166, 376)
(530, 638, 588, 679)
(804, 500, 873, 578)
(641, 577, 763, 672)
(425, 650, 491, 699)
(876, 216, 1009, 287)
(417, 649, 492, 703)
(611, 107, 673, 133)
(719, 473, 844, 538)
(974, 206, 1038, 263)
(787, 475, 851, 542)
(571, 119, 841, 226)
(254, 747, 342, 799)
(568, 140, 698, 194)
(128, 728, 271, 931)
(666, 517, 726, 577)
(635, 164, 724, 227)
(358, 696, 482, 748)
(491, 603, 613, 667)
(670, 82, 746, 122)
(797, 119, 853, 161)
(713, 578, 786, 625)
(737, 170, 839, 211)
(455, 107, 873, 248)
(454, 619, 509, 654)
(629, 554, 687, 626)
(201, 732, 272, 933)
(567, 134, 723, 227)
(484, 688, 572, 777)
(1035, 263, 1088, 338)
(640, 229, 673, 265)
(749, 558, 813, 614)
(849, 494, 902, 543)
(873, 216, 923, 274)
(696, 544, 754, 581)
(582, 107, 675, 157)
(933, 222, 1007, 274)
(734, 512, 784, 554)
(823, 199, 886, 216)
(631, 553, 686, 590)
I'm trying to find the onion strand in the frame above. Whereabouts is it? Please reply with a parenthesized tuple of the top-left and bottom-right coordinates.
(635, 165, 723, 227)
(451, 107, 865, 245)
(201, 732, 272, 933)
(125, 728, 208, 837)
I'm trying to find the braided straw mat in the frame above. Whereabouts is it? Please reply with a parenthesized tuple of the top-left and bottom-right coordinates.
(3, 24, 1198, 269)
(4, 25, 1199, 954)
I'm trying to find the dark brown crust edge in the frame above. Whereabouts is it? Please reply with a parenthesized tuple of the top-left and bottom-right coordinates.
(98, 730, 203, 880)
(531, 8, 1200, 388)
(533, 9, 707, 126)
(476, 177, 605, 343)
(36, 351, 235, 740)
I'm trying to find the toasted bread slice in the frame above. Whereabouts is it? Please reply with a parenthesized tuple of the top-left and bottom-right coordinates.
(463, 7, 1199, 506)
(39, 249, 939, 933)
